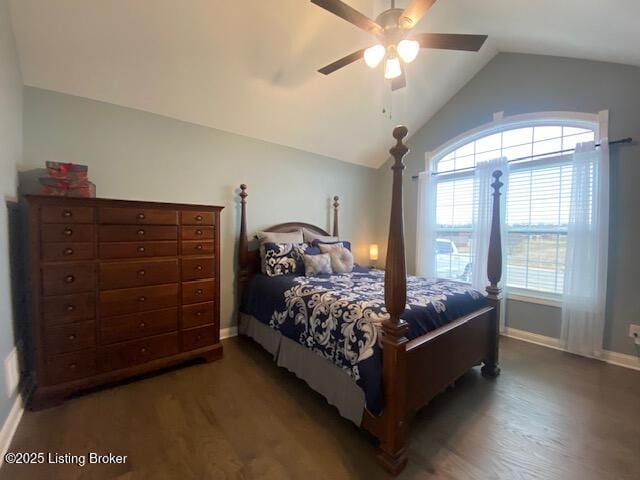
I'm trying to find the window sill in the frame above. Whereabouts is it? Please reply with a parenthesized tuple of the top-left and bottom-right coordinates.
(507, 290, 562, 308)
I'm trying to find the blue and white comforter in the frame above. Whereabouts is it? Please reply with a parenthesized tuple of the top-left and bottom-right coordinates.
(241, 267, 486, 414)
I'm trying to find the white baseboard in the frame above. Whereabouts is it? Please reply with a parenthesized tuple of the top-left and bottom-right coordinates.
(502, 327, 640, 371)
(503, 327, 564, 351)
(601, 349, 640, 371)
(220, 326, 238, 340)
(0, 393, 25, 466)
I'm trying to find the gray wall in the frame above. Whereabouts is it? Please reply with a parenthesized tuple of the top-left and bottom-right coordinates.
(375, 53, 640, 356)
(0, 0, 23, 426)
(22, 87, 379, 331)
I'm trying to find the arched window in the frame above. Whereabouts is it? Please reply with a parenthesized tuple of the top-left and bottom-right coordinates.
(427, 112, 604, 297)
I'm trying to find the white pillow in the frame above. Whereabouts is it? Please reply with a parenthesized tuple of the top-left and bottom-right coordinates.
(319, 243, 354, 274)
(302, 227, 338, 244)
(303, 253, 333, 276)
(256, 230, 303, 244)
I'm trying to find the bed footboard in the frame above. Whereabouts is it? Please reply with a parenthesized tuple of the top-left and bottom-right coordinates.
(405, 307, 493, 411)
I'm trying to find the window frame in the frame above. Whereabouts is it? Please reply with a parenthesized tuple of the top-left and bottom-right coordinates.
(425, 111, 608, 303)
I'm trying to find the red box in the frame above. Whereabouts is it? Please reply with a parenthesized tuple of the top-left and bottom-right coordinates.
(39, 178, 96, 198)
(45, 161, 89, 185)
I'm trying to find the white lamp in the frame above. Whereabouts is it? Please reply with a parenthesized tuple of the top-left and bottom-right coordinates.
(397, 39, 420, 63)
(384, 57, 402, 79)
(369, 243, 379, 268)
(364, 44, 385, 68)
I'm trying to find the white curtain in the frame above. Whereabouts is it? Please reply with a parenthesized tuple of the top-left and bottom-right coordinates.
(471, 157, 509, 332)
(561, 140, 610, 358)
(415, 170, 437, 277)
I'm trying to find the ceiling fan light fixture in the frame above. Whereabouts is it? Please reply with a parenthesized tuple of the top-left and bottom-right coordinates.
(384, 57, 402, 80)
(397, 39, 420, 63)
(364, 44, 385, 68)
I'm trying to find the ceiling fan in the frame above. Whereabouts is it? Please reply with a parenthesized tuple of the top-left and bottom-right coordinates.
(312, 0, 488, 90)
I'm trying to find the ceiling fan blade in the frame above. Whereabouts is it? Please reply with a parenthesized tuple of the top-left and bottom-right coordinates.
(399, 0, 438, 30)
(318, 48, 366, 75)
(311, 0, 384, 37)
(391, 70, 406, 91)
(413, 33, 488, 52)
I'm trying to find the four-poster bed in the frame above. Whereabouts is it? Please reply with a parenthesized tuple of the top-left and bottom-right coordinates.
(237, 126, 503, 475)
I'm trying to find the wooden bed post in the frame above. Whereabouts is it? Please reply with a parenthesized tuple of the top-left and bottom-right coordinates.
(238, 184, 250, 298)
(377, 126, 410, 475)
(481, 170, 503, 378)
(332, 195, 339, 237)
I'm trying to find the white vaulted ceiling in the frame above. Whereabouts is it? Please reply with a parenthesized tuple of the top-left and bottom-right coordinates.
(8, 0, 640, 167)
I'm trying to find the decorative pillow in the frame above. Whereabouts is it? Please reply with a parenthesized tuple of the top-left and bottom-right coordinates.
(313, 239, 352, 251)
(303, 253, 333, 276)
(262, 242, 309, 277)
(319, 243, 354, 274)
(302, 227, 338, 244)
(256, 230, 303, 245)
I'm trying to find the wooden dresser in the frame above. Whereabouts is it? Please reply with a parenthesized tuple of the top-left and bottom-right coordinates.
(24, 195, 223, 409)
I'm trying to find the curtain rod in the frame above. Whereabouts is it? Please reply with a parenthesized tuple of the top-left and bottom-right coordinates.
(410, 137, 633, 180)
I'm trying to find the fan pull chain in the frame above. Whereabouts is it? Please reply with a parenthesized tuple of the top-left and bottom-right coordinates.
(382, 88, 393, 120)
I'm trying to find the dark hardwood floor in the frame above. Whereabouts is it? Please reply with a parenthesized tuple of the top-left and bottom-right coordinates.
(2, 336, 639, 479)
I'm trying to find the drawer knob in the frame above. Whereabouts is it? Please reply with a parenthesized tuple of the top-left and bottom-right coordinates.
(138, 269, 146, 276)
(196, 334, 202, 340)
(137, 229, 145, 236)
(195, 288, 203, 295)
(195, 229, 203, 236)
(196, 311, 204, 317)
(140, 347, 147, 353)
(195, 244, 203, 251)
(63, 210, 72, 218)
(138, 296, 147, 302)
(68, 334, 76, 340)
(69, 363, 77, 370)
(137, 246, 146, 253)
(195, 265, 203, 271)
(137, 213, 146, 220)
(64, 275, 75, 283)
(66, 304, 76, 312)
(195, 215, 203, 221)
(63, 228, 73, 236)
(63, 248, 74, 256)
(139, 322, 146, 328)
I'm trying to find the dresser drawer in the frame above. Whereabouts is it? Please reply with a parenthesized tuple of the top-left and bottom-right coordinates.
(43, 292, 96, 325)
(99, 241, 178, 259)
(181, 257, 214, 281)
(41, 224, 96, 243)
(99, 333, 179, 372)
(182, 279, 215, 304)
(181, 241, 214, 256)
(42, 263, 96, 296)
(100, 308, 178, 344)
(181, 226, 214, 240)
(45, 321, 96, 355)
(45, 350, 97, 385)
(99, 207, 178, 225)
(99, 259, 178, 290)
(42, 242, 96, 262)
(182, 302, 216, 329)
(100, 284, 179, 317)
(41, 205, 95, 224)
(180, 211, 215, 226)
(182, 325, 217, 351)
(99, 225, 178, 242)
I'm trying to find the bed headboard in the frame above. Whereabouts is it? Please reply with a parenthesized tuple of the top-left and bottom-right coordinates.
(237, 184, 339, 294)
